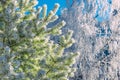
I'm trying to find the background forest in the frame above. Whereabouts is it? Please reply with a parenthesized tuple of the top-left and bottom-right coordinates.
(0, 0, 120, 80)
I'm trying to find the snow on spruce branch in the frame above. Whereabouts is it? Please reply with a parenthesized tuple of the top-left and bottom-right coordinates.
(0, 0, 79, 80)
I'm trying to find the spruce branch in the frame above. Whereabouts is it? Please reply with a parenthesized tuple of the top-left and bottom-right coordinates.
(0, 0, 78, 80)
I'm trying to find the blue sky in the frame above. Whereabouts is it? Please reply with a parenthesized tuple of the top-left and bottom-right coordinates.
(37, 0, 67, 15)
(36, 0, 112, 22)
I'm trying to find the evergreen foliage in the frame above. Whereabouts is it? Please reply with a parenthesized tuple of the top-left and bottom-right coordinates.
(0, 0, 78, 80)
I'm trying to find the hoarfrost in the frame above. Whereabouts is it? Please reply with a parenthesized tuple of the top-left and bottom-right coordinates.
(60, 0, 120, 80)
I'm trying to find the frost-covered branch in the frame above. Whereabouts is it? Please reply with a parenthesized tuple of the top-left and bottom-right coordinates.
(60, 0, 120, 80)
(0, 0, 78, 80)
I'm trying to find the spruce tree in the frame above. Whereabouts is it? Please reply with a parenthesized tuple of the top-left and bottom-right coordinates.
(0, 0, 78, 80)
